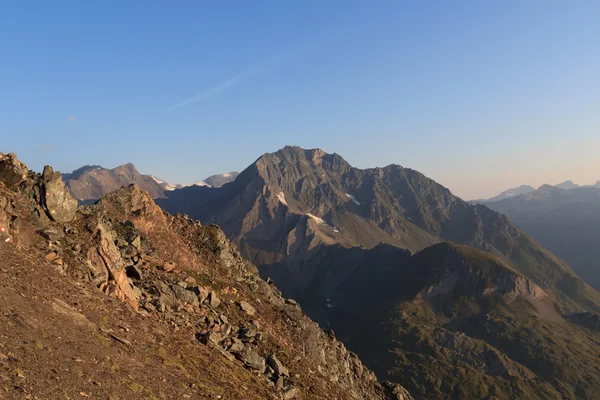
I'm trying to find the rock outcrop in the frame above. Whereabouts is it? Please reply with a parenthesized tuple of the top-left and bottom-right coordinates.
(0, 152, 28, 188)
(37, 166, 78, 223)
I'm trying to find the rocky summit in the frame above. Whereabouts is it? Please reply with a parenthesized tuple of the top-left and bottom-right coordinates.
(0, 153, 411, 400)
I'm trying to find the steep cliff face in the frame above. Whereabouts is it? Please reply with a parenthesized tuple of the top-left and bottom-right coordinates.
(0, 154, 411, 400)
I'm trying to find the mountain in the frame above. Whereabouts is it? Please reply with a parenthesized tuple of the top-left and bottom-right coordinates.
(63, 164, 166, 203)
(484, 185, 600, 291)
(0, 152, 411, 399)
(158, 146, 600, 312)
(202, 172, 240, 188)
(63, 164, 239, 204)
(473, 185, 536, 203)
(477, 181, 600, 204)
(554, 180, 580, 190)
(156, 146, 600, 398)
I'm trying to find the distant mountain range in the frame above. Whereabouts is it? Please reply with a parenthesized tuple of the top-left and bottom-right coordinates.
(482, 184, 600, 292)
(62, 164, 238, 203)
(155, 145, 600, 399)
(475, 180, 600, 203)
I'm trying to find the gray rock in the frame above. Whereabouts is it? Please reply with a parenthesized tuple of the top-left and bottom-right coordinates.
(283, 386, 299, 400)
(229, 341, 245, 353)
(0, 153, 28, 188)
(130, 235, 141, 250)
(209, 291, 221, 308)
(191, 285, 209, 303)
(238, 300, 256, 316)
(239, 347, 266, 372)
(155, 294, 178, 312)
(201, 331, 225, 347)
(39, 166, 77, 223)
(41, 226, 64, 242)
(267, 354, 289, 377)
(239, 327, 257, 339)
(171, 285, 199, 306)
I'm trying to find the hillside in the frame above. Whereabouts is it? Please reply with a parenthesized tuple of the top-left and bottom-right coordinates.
(331, 243, 600, 399)
(0, 152, 411, 400)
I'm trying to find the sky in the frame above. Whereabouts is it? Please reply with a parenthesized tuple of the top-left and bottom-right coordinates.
(1, 0, 599, 200)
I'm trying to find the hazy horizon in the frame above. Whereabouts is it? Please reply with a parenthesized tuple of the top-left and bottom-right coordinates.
(2, 1, 599, 200)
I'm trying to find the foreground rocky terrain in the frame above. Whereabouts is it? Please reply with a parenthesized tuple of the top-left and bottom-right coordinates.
(0, 152, 411, 399)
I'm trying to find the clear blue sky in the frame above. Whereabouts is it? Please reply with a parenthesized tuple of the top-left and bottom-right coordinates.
(1, 0, 599, 199)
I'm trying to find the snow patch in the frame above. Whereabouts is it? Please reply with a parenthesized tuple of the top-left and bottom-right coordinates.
(276, 192, 288, 206)
(151, 175, 166, 184)
(345, 193, 360, 205)
(306, 213, 326, 225)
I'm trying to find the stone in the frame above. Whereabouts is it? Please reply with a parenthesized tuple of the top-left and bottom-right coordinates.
(267, 354, 289, 378)
(191, 285, 210, 303)
(171, 285, 199, 306)
(200, 331, 225, 347)
(239, 327, 257, 339)
(125, 265, 143, 281)
(41, 226, 64, 242)
(239, 347, 266, 372)
(177, 281, 188, 289)
(0, 153, 28, 188)
(229, 341, 245, 354)
(39, 166, 77, 223)
(120, 246, 137, 259)
(209, 291, 221, 308)
(155, 294, 178, 313)
(283, 386, 299, 400)
(238, 300, 256, 316)
(275, 376, 284, 389)
(130, 236, 141, 250)
(161, 262, 176, 272)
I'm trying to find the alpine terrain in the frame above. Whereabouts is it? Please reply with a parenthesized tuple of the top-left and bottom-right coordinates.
(0, 152, 411, 400)
(158, 146, 600, 399)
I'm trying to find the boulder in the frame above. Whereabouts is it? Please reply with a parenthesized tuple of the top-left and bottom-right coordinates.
(266, 354, 289, 377)
(191, 285, 210, 303)
(171, 284, 199, 306)
(39, 166, 77, 223)
(238, 300, 256, 316)
(209, 291, 221, 308)
(239, 347, 266, 372)
(0, 153, 27, 188)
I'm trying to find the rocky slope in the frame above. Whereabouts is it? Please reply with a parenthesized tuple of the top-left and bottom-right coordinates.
(0, 152, 411, 400)
(158, 146, 600, 313)
(483, 185, 600, 292)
